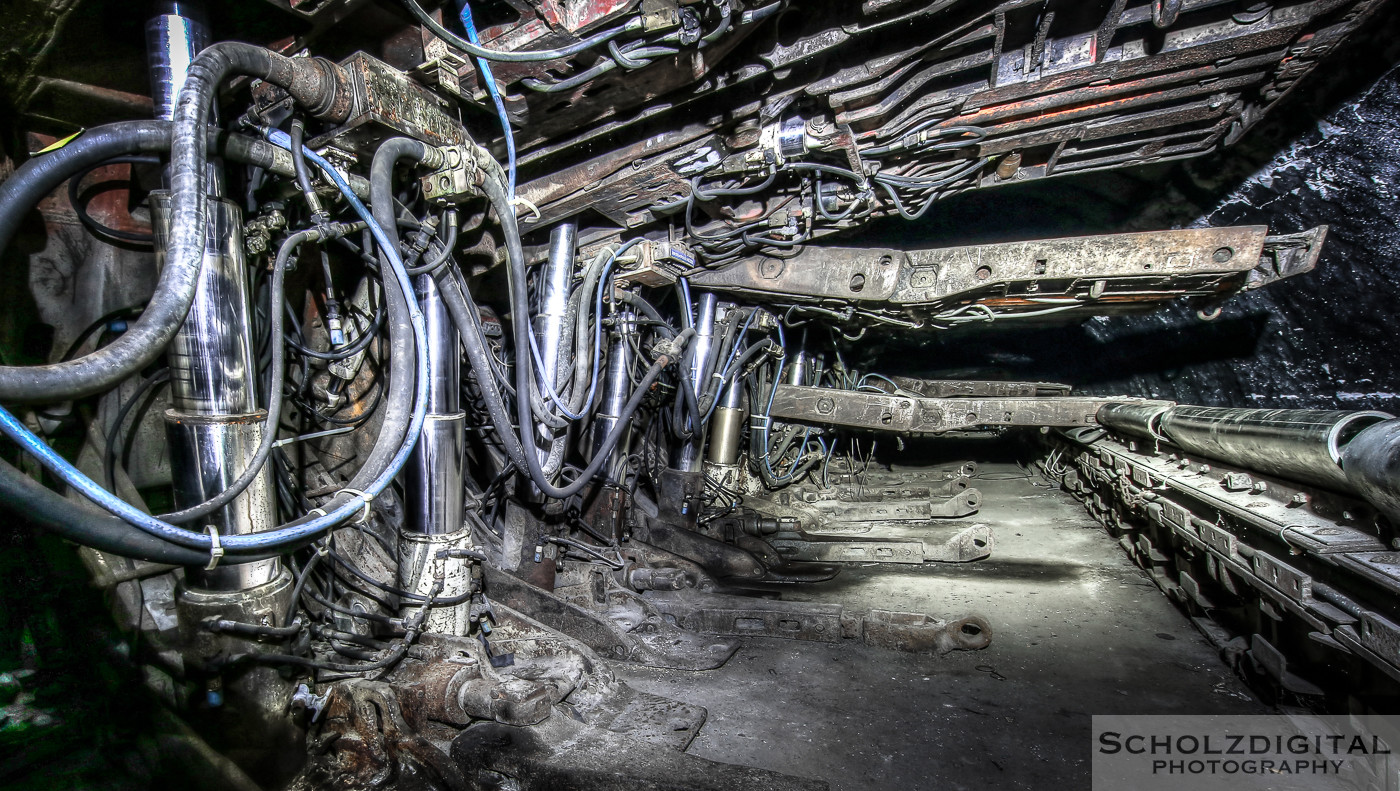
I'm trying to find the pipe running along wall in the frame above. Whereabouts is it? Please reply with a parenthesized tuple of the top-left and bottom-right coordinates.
(1098, 403, 1393, 494)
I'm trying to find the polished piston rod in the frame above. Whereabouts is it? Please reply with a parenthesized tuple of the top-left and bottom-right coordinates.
(593, 310, 636, 482)
(672, 291, 717, 473)
(152, 195, 280, 591)
(398, 270, 471, 634)
(532, 223, 577, 481)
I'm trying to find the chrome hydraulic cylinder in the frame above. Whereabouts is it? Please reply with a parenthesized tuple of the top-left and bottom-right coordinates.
(533, 224, 576, 473)
(593, 310, 635, 481)
(152, 194, 279, 591)
(708, 380, 747, 467)
(146, 1, 208, 123)
(399, 273, 469, 633)
(671, 292, 716, 472)
(403, 273, 466, 536)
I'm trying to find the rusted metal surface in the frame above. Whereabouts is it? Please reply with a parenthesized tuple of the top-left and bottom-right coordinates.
(687, 225, 1317, 326)
(482, 565, 740, 670)
(379, 0, 1387, 274)
(806, 487, 983, 521)
(768, 523, 994, 564)
(889, 379, 1071, 398)
(767, 383, 1162, 434)
(306, 52, 468, 155)
(644, 589, 992, 655)
(856, 611, 993, 654)
(292, 679, 471, 791)
(26, 77, 154, 127)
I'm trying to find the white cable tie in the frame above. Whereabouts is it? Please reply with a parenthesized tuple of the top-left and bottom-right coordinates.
(511, 196, 542, 222)
(339, 487, 375, 524)
(204, 527, 224, 571)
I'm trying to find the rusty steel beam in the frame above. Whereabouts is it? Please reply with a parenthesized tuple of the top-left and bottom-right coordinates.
(766, 384, 1169, 435)
(688, 225, 1323, 325)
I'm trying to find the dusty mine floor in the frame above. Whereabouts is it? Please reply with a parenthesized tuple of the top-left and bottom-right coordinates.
(614, 463, 1265, 790)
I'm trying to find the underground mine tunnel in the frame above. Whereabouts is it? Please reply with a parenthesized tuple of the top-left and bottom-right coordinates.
(1, 1, 1398, 789)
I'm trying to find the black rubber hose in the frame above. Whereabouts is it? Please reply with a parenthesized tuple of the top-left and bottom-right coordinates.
(67, 155, 159, 244)
(480, 157, 690, 498)
(207, 618, 302, 638)
(677, 350, 702, 439)
(0, 44, 349, 403)
(0, 457, 277, 566)
(0, 117, 351, 263)
(522, 56, 618, 92)
(364, 138, 563, 485)
(105, 368, 171, 493)
(407, 210, 458, 275)
(289, 119, 322, 217)
(690, 314, 738, 415)
(433, 265, 531, 471)
(0, 139, 415, 556)
(565, 247, 612, 415)
(283, 549, 325, 625)
(365, 138, 433, 488)
(696, 338, 772, 414)
(283, 297, 385, 361)
(157, 225, 362, 524)
(617, 291, 676, 336)
(402, 0, 629, 62)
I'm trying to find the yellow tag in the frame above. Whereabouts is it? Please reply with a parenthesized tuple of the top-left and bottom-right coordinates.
(30, 129, 85, 156)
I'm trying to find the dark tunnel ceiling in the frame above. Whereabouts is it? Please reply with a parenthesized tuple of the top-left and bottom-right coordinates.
(6, 0, 1400, 413)
(853, 2, 1400, 414)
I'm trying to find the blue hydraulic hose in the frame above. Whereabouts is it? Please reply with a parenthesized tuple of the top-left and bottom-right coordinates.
(459, 1, 517, 198)
(0, 131, 432, 553)
(857, 372, 903, 392)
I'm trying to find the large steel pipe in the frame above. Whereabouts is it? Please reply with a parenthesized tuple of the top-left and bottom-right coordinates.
(1340, 419, 1400, 528)
(1096, 401, 1172, 440)
(1099, 403, 1392, 493)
